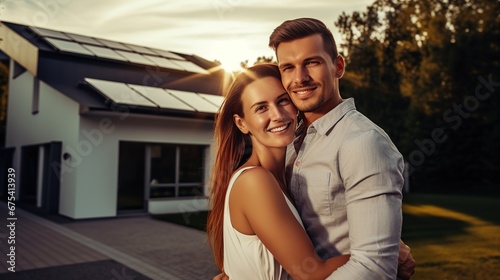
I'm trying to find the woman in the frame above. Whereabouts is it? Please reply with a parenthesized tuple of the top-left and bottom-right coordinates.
(206, 64, 349, 279)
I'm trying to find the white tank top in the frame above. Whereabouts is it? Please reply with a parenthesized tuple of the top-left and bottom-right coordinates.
(223, 167, 303, 280)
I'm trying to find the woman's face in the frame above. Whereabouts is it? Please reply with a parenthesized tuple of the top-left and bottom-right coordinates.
(234, 76, 297, 149)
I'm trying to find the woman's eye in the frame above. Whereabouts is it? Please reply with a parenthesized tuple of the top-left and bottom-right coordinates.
(255, 105, 266, 112)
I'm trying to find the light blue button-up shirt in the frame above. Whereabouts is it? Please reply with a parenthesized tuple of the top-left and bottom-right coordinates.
(286, 98, 404, 279)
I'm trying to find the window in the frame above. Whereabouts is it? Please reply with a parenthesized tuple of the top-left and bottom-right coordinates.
(32, 77, 39, 114)
(148, 144, 206, 198)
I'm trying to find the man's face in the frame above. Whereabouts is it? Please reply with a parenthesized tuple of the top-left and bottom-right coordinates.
(276, 34, 343, 114)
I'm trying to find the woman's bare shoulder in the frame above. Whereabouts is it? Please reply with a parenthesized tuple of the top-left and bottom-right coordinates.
(232, 166, 280, 197)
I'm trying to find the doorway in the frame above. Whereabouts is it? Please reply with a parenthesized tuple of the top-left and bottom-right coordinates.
(20, 145, 39, 205)
(117, 142, 146, 212)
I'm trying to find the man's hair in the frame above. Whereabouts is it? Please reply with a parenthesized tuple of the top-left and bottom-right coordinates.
(269, 17, 338, 62)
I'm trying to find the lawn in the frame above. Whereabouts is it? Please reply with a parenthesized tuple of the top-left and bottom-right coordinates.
(152, 210, 208, 231)
(401, 193, 500, 280)
(153, 193, 500, 280)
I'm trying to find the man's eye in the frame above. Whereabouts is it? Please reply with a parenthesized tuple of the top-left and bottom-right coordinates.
(279, 98, 291, 105)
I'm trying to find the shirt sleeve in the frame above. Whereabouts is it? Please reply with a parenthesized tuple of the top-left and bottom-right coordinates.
(327, 129, 404, 280)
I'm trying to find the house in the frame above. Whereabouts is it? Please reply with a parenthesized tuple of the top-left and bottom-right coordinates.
(0, 21, 230, 219)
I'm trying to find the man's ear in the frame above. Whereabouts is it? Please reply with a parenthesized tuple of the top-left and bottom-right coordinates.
(335, 55, 345, 79)
(233, 114, 249, 134)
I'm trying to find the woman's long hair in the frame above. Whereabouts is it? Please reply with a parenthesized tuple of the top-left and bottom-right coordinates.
(206, 63, 282, 271)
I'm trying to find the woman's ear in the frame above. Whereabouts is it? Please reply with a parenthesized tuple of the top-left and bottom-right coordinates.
(233, 114, 249, 134)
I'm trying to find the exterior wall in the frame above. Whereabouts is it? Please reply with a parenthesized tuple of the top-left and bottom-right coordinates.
(6, 60, 216, 219)
(73, 113, 214, 219)
(5, 61, 81, 218)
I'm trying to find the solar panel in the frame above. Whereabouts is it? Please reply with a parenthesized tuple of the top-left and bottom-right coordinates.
(83, 45, 127, 61)
(167, 89, 219, 113)
(96, 38, 133, 51)
(126, 44, 158, 56)
(66, 33, 103, 46)
(85, 78, 157, 107)
(45, 38, 95, 56)
(143, 55, 186, 71)
(128, 84, 196, 111)
(150, 48, 186, 60)
(198, 93, 224, 109)
(115, 50, 157, 66)
(31, 27, 72, 40)
(170, 60, 209, 74)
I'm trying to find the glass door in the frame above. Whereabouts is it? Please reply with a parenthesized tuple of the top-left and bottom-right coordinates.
(117, 142, 146, 212)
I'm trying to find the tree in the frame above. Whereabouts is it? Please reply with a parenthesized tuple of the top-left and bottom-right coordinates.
(335, 0, 500, 193)
(240, 56, 276, 69)
(0, 59, 8, 147)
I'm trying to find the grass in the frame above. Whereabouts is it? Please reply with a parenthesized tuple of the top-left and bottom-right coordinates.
(401, 194, 500, 280)
(151, 210, 208, 231)
(153, 193, 500, 280)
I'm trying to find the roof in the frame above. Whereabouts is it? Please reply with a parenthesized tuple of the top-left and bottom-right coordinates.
(0, 21, 229, 119)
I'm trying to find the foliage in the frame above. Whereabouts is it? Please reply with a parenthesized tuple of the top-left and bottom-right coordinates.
(334, 0, 500, 193)
(240, 56, 277, 69)
(152, 211, 208, 231)
(0, 60, 8, 147)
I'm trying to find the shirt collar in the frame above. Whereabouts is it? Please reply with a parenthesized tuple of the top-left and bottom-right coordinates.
(308, 98, 356, 136)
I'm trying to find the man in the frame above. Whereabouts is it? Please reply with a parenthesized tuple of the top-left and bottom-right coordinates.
(270, 18, 415, 279)
(213, 17, 415, 280)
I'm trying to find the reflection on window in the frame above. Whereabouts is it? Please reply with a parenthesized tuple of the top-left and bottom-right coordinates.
(148, 144, 206, 198)
(179, 185, 204, 197)
(150, 186, 175, 198)
(179, 145, 204, 182)
(150, 145, 175, 183)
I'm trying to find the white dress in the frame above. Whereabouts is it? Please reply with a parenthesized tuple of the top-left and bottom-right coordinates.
(223, 167, 303, 280)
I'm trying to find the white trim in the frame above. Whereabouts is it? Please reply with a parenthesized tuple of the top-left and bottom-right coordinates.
(36, 146, 44, 208)
(0, 23, 39, 75)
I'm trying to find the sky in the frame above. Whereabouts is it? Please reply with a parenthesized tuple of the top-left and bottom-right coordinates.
(0, 0, 374, 71)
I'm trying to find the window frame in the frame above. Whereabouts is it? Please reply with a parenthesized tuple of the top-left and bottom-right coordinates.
(146, 143, 207, 199)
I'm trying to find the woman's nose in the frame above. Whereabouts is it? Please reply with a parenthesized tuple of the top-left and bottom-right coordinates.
(269, 105, 285, 121)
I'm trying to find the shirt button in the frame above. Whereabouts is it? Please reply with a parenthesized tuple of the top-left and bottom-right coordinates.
(295, 161, 300, 167)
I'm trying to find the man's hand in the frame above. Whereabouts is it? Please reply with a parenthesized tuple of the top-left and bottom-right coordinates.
(213, 272, 229, 280)
(397, 240, 416, 279)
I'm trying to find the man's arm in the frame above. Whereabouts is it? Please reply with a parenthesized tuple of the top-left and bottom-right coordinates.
(327, 130, 404, 279)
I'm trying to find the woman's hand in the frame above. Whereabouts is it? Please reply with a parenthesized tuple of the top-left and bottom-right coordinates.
(397, 240, 416, 279)
(212, 272, 228, 280)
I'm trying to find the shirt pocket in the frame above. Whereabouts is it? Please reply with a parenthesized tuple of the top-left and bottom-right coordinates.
(299, 171, 332, 215)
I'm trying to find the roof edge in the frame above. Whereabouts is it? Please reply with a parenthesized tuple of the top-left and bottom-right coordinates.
(0, 21, 39, 76)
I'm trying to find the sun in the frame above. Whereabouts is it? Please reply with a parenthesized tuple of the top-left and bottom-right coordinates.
(212, 40, 253, 74)
(218, 58, 243, 74)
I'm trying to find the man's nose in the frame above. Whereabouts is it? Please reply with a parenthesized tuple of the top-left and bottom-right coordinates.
(294, 67, 310, 84)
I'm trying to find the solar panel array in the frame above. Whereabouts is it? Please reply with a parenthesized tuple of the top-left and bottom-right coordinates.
(32, 26, 209, 74)
(85, 78, 223, 113)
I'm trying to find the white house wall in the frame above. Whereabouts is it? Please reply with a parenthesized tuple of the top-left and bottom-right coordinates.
(5, 62, 81, 218)
(6, 60, 217, 219)
(74, 113, 215, 219)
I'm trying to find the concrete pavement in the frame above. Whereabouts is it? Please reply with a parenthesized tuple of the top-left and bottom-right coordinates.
(0, 201, 219, 280)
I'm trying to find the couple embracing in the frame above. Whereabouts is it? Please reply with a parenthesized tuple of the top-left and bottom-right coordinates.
(207, 18, 416, 280)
